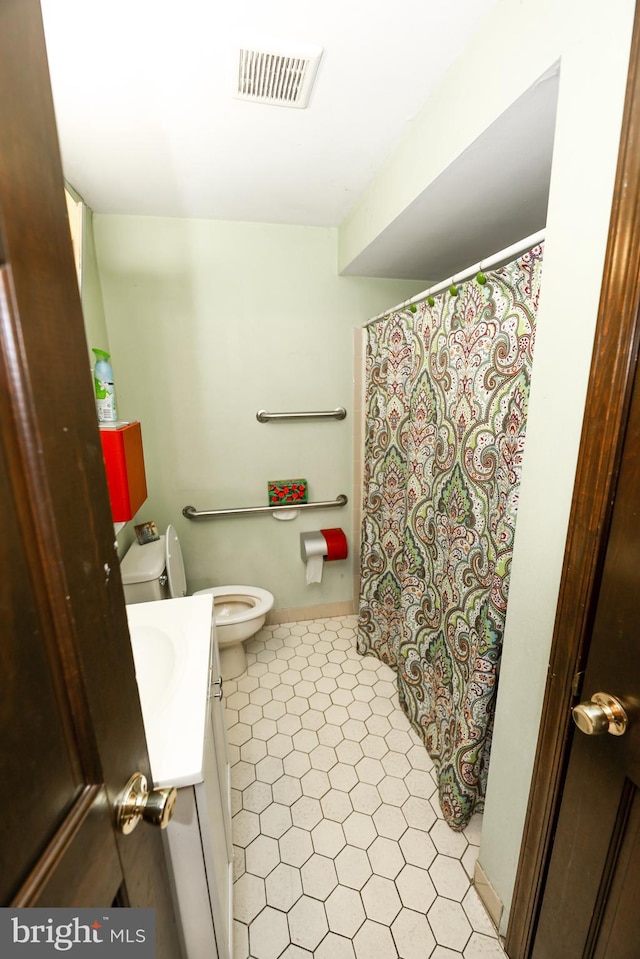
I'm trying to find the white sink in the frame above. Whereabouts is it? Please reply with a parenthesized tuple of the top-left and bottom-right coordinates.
(126, 594, 215, 788)
(128, 622, 181, 716)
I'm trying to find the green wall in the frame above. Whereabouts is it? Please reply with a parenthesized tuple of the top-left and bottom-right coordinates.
(94, 216, 423, 610)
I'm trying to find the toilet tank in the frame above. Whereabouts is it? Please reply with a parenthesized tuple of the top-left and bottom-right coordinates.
(120, 536, 170, 604)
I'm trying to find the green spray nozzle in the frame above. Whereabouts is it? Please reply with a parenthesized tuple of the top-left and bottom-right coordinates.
(92, 348, 111, 361)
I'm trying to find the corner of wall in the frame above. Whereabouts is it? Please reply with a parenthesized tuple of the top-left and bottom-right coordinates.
(79, 200, 110, 367)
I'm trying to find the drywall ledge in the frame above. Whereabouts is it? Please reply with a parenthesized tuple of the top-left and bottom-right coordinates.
(340, 68, 558, 282)
(338, 0, 561, 279)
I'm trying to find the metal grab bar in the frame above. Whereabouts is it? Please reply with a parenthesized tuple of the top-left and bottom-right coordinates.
(256, 407, 347, 423)
(183, 493, 348, 520)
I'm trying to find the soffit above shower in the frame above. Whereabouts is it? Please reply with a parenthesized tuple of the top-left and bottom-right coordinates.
(340, 68, 559, 282)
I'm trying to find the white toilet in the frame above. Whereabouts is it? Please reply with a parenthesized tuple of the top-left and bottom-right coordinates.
(120, 524, 274, 678)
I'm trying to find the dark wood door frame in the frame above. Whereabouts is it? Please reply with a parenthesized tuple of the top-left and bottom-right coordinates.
(505, 4, 640, 956)
(0, 4, 182, 950)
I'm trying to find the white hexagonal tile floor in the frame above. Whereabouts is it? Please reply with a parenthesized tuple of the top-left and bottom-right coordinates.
(225, 615, 506, 959)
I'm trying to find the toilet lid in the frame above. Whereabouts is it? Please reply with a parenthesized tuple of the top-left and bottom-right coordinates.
(165, 524, 187, 598)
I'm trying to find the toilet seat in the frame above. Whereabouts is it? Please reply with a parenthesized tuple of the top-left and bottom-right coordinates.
(165, 524, 187, 598)
(193, 585, 273, 624)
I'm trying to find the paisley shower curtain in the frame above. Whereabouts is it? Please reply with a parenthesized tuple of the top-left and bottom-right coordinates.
(358, 244, 544, 829)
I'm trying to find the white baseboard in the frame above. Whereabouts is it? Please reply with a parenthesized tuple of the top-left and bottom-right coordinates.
(474, 860, 503, 932)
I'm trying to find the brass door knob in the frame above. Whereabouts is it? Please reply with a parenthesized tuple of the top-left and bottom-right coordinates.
(116, 772, 178, 834)
(572, 692, 628, 737)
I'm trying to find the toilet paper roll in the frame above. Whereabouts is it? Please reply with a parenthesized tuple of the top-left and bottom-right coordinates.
(300, 531, 328, 585)
(306, 554, 324, 585)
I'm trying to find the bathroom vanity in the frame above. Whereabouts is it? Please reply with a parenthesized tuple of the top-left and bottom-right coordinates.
(126, 595, 233, 959)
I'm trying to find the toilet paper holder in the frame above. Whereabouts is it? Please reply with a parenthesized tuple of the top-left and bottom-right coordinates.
(300, 528, 348, 585)
(300, 531, 330, 563)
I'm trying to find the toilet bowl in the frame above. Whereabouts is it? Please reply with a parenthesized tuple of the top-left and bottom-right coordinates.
(193, 585, 274, 678)
(120, 525, 274, 678)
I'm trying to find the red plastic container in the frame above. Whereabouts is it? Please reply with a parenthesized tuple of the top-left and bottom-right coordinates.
(99, 422, 147, 522)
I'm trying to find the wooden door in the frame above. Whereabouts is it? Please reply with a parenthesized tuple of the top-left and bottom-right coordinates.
(0, 1, 182, 952)
(531, 356, 640, 958)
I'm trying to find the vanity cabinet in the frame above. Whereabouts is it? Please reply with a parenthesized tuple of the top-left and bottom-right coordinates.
(126, 596, 233, 959)
(162, 621, 233, 959)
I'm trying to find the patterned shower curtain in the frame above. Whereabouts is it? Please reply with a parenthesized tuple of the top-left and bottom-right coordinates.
(358, 244, 543, 829)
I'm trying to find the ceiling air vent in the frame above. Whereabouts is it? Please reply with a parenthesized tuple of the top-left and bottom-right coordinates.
(235, 45, 323, 109)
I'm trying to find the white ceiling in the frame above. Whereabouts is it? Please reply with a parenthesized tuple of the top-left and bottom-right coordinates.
(40, 0, 557, 281)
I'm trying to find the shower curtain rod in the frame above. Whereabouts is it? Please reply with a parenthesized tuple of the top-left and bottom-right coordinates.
(365, 228, 546, 326)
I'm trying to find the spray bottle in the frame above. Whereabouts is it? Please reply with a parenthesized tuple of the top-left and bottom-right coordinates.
(92, 348, 117, 423)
